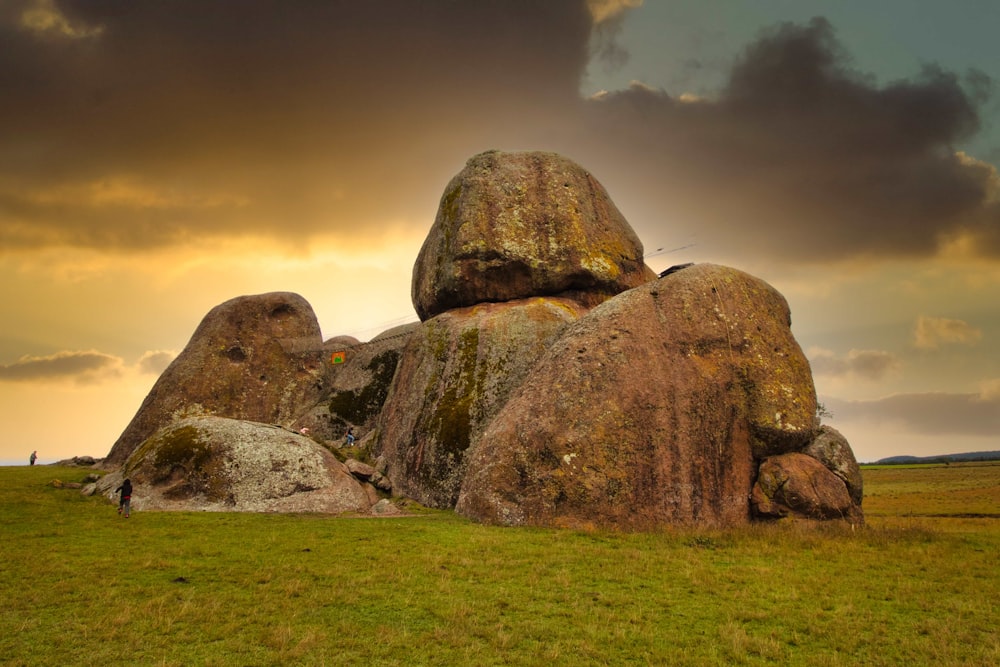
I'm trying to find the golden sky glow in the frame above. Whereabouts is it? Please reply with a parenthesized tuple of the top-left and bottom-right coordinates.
(1, 1, 998, 464)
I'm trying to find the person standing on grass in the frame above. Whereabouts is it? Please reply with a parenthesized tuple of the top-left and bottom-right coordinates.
(29, 450, 37, 466)
(346, 427, 355, 447)
(115, 478, 133, 518)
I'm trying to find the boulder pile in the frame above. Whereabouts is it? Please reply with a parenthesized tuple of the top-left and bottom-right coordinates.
(103, 150, 863, 527)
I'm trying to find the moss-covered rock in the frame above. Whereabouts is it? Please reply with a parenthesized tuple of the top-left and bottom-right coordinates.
(375, 297, 588, 508)
(291, 323, 417, 446)
(101, 416, 371, 513)
(412, 150, 656, 320)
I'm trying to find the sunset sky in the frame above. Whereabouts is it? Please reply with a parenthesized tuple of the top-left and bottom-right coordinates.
(2, 0, 998, 465)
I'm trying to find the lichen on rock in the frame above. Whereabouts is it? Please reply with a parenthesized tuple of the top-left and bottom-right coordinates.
(411, 150, 656, 320)
(100, 416, 371, 513)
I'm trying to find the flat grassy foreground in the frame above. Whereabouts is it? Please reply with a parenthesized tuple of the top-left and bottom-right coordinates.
(1, 463, 997, 666)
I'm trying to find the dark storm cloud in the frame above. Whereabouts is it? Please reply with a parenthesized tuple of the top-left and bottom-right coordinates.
(1, 5, 997, 261)
(0, 0, 591, 249)
(578, 18, 1000, 260)
(0, 350, 122, 383)
(827, 390, 1000, 437)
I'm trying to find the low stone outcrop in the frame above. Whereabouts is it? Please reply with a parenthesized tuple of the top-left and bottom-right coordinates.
(751, 452, 863, 523)
(104, 292, 327, 469)
(411, 150, 656, 320)
(376, 296, 588, 508)
(801, 425, 863, 506)
(54, 456, 100, 467)
(455, 264, 819, 529)
(98, 416, 370, 513)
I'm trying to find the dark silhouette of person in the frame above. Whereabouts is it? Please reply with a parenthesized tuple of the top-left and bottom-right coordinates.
(115, 478, 133, 518)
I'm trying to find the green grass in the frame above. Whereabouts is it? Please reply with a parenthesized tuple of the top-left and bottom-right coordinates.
(1, 463, 998, 666)
(861, 461, 1000, 518)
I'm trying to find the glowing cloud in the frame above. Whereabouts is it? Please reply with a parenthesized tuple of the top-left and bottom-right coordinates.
(977, 378, 1000, 402)
(17, 0, 103, 39)
(137, 350, 177, 376)
(913, 316, 983, 350)
(809, 347, 901, 380)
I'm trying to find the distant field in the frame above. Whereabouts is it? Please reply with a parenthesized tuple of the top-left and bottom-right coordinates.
(1, 462, 997, 666)
(862, 460, 1000, 519)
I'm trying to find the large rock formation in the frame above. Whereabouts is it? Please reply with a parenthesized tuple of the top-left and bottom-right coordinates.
(104, 292, 327, 468)
(104, 149, 863, 527)
(98, 416, 371, 513)
(455, 264, 818, 529)
(412, 150, 656, 320)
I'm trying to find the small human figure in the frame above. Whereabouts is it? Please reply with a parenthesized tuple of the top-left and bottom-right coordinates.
(114, 478, 133, 518)
(29, 451, 37, 466)
(346, 427, 355, 447)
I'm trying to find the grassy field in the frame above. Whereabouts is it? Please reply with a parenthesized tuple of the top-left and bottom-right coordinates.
(1, 463, 997, 666)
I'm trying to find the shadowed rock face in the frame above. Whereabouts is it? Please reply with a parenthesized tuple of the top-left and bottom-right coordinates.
(455, 264, 819, 529)
(292, 324, 418, 445)
(376, 297, 588, 508)
(98, 416, 370, 513)
(411, 150, 656, 320)
(104, 292, 326, 468)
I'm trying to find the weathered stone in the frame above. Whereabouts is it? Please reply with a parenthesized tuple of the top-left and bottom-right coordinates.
(376, 296, 588, 508)
(55, 456, 100, 467)
(104, 292, 327, 469)
(371, 498, 401, 516)
(751, 452, 863, 523)
(98, 416, 370, 513)
(411, 150, 656, 320)
(371, 471, 392, 492)
(346, 459, 376, 480)
(801, 425, 863, 505)
(292, 324, 416, 445)
(456, 264, 819, 529)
